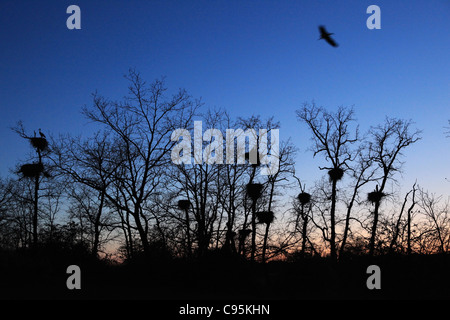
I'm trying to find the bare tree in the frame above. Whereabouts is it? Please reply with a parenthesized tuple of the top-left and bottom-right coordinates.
(51, 131, 123, 256)
(0, 177, 15, 249)
(81, 70, 199, 256)
(173, 157, 220, 257)
(296, 103, 358, 261)
(417, 188, 450, 253)
(220, 154, 247, 256)
(169, 109, 227, 257)
(233, 115, 280, 260)
(339, 148, 376, 257)
(292, 176, 313, 258)
(367, 118, 421, 256)
(260, 138, 296, 262)
(388, 182, 418, 254)
(12, 122, 51, 247)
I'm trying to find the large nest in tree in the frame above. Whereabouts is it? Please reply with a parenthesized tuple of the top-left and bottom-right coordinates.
(238, 229, 252, 239)
(297, 192, 311, 205)
(256, 211, 274, 224)
(19, 163, 44, 178)
(368, 191, 385, 204)
(29, 137, 48, 151)
(246, 183, 264, 201)
(328, 168, 344, 182)
(177, 199, 191, 210)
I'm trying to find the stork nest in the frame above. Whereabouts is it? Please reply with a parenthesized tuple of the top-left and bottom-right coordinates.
(238, 229, 252, 239)
(297, 192, 311, 205)
(177, 199, 191, 210)
(256, 211, 274, 224)
(246, 183, 264, 201)
(19, 163, 44, 178)
(29, 137, 48, 151)
(368, 191, 386, 203)
(328, 168, 344, 182)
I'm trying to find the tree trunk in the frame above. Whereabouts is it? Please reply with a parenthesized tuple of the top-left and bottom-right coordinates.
(261, 222, 271, 263)
(32, 149, 43, 248)
(389, 190, 410, 254)
(407, 206, 411, 254)
(133, 206, 150, 255)
(33, 174, 39, 248)
(184, 208, 192, 257)
(92, 189, 105, 257)
(369, 200, 381, 256)
(340, 184, 360, 257)
(329, 179, 337, 261)
(250, 199, 257, 262)
(126, 212, 134, 258)
(300, 204, 308, 257)
(262, 180, 275, 263)
(239, 197, 251, 257)
(223, 188, 237, 254)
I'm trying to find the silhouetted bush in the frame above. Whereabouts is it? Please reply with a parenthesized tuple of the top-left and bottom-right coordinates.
(147, 240, 173, 261)
(285, 249, 320, 262)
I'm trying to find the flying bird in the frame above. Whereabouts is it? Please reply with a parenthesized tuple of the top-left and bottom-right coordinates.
(38, 128, 46, 138)
(318, 25, 338, 47)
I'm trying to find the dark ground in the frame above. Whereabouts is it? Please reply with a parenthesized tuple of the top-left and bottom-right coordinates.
(1, 248, 449, 300)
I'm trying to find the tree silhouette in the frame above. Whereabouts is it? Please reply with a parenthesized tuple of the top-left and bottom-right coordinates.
(12, 122, 50, 248)
(296, 103, 358, 261)
(367, 118, 421, 256)
(177, 199, 193, 257)
(296, 182, 312, 258)
(339, 149, 376, 257)
(260, 138, 296, 262)
(3, 69, 450, 300)
(51, 131, 121, 257)
(388, 182, 417, 254)
(417, 188, 450, 253)
(247, 182, 264, 262)
(82, 70, 199, 256)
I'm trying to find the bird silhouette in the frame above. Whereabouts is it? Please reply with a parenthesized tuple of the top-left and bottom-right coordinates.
(318, 25, 338, 47)
(38, 128, 46, 138)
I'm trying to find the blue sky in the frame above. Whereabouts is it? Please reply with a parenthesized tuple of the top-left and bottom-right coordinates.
(0, 0, 449, 195)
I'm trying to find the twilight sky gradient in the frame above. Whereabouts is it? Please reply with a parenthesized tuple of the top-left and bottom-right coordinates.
(0, 0, 449, 195)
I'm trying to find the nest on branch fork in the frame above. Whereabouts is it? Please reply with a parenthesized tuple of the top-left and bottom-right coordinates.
(256, 211, 275, 225)
(328, 168, 344, 182)
(246, 183, 264, 201)
(297, 192, 311, 205)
